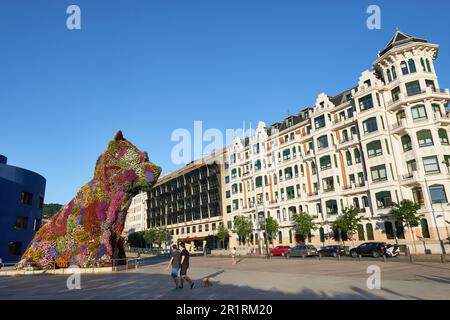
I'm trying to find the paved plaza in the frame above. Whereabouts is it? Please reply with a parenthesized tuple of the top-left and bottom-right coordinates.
(0, 256, 449, 300)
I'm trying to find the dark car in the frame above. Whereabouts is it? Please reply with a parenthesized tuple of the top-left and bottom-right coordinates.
(287, 245, 318, 257)
(318, 245, 346, 257)
(349, 242, 387, 258)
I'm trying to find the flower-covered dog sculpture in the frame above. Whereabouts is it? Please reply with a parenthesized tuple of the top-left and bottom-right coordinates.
(20, 131, 161, 269)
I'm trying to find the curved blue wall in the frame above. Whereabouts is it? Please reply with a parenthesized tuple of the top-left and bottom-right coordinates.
(0, 155, 46, 263)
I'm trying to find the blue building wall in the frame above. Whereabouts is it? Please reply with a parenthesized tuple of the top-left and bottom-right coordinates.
(0, 155, 46, 263)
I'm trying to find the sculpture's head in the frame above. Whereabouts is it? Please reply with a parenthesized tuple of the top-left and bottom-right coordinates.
(94, 131, 161, 194)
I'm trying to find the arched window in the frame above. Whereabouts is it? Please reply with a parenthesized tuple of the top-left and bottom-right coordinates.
(353, 197, 360, 208)
(273, 174, 277, 185)
(366, 140, 382, 158)
(395, 221, 405, 239)
(294, 165, 299, 177)
(425, 59, 431, 72)
(299, 205, 303, 213)
(420, 58, 426, 72)
(278, 231, 283, 244)
(420, 218, 430, 238)
(432, 103, 442, 116)
(411, 104, 427, 120)
(350, 126, 357, 137)
(384, 221, 394, 239)
(416, 129, 434, 147)
(354, 148, 361, 163)
(401, 134, 412, 151)
(387, 69, 392, 82)
(401, 61, 408, 75)
(343, 130, 349, 141)
(366, 223, 374, 240)
(357, 224, 365, 241)
(289, 230, 293, 243)
(391, 65, 397, 79)
(439, 129, 449, 145)
(429, 184, 448, 203)
(346, 151, 352, 166)
(408, 59, 416, 73)
(279, 170, 283, 181)
(292, 146, 296, 157)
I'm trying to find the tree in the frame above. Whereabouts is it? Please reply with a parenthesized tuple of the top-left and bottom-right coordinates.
(216, 223, 230, 249)
(332, 206, 362, 245)
(42, 203, 63, 220)
(260, 216, 280, 245)
(292, 212, 317, 243)
(233, 215, 253, 245)
(389, 199, 422, 253)
(144, 227, 169, 248)
(127, 231, 146, 248)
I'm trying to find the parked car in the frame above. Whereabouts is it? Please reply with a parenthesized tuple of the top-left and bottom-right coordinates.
(318, 245, 346, 257)
(270, 245, 291, 256)
(287, 245, 318, 257)
(349, 242, 387, 258)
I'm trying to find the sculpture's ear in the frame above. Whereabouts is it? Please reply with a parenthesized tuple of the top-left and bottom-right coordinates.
(114, 130, 124, 141)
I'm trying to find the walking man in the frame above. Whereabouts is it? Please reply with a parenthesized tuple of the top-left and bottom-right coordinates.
(179, 242, 195, 289)
(231, 247, 237, 265)
(166, 244, 181, 289)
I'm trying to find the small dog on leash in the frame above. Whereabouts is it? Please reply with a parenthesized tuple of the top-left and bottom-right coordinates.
(202, 277, 213, 287)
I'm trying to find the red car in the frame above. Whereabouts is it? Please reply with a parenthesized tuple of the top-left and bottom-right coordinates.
(270, 245, 291, 256)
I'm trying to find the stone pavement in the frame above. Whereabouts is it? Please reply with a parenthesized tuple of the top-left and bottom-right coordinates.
(0, 256, 449, 300)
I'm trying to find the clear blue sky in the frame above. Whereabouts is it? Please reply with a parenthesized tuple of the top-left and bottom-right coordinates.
(1, 0, 449, 204)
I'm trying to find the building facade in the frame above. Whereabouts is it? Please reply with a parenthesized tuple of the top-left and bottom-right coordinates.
(223, 31, 450, 254)
(148, 150, 226, 251)
(123, 192, 148, 235)
(0, 155, 46, 263)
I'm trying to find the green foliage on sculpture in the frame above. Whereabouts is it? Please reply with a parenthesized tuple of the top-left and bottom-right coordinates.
(20, 131, 161, 269)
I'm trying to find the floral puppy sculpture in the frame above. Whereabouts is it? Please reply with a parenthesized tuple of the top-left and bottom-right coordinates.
(20, 131, 161, 269)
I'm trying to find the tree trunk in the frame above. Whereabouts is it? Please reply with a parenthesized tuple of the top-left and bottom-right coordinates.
(408, 222, 417, 254)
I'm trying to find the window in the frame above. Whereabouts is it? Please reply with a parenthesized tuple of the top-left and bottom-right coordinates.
(232, 199, 239, 210)
(426, 79, 436, 92)
(386, 69, 392, 82)
(391, 86, 401, 102)
(411, 104, 427, 120)
(405, 80, 421, 96)
(325, 199, 338, 215)
(317, 135, 328, 149)
(391, 65, 397, 79)
(423, 156, 440, 174)
(38, 196, 44, 209)
(359, 94, 374, 111)
(363, 117, 378, 133)
(34, 218, 41, 231)
(420, 58, 426, 72)
(408, 59, 416, 73)
(254, 160, 261, 171)
(407, 159, 417, 174)
(346, 151, 352, 166)
(315, 115, 325, 129)
(319, 156, 332, 170)
(426, 59, 432, 73)
(323, 177, 334, 192)
(439, 129, 449, 145)
(225, 176, 230, 184)
(429, 185, 447, 203)
(255, 176, 263, 188)
(8, 242, 22, 256)
(283, 149, 291, 161)
(376, 191, 392, 209)
(432, 103, 442, 117)
(401, 61, 408, 75)
(21, 192, 33, 206)
(401, 135, 412, 151)
(226, 205, 231, 213)
(231, 184, 238, 194)
(199, 225, 203, 232)
(384, 221, 395, 239)
(286, 186, 295, 200)
(347, 107, 354, 118)
(15, 216, 28, 230)
(366, 223, 374, 240)
(205, 224, 209, 232)
(357, 224, 365, 241)
(412, 187, 424, 204)
(420, 219, 430, 238)
(226, 190, 231, 198)
(366, 140, 382, 158)
(371, 165, 387, 182)
(354, 149, 361, 163)
(364, 79, 371, 87)
(417, 130, 433, 147)
(395, 221, 405, 239)
(212, 223, 216, 231)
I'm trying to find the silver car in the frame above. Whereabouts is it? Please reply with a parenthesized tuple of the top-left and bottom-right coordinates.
(287, 245, 318, 257)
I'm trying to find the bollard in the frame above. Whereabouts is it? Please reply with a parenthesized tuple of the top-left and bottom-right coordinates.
(337, 254, 341, 261)
(358, 254, 362, 262)
(409, 254, 414, 264)
(383, 254, 386, 263)
(318, 253, 322, 261)
(441, 254, 446, 264)
(302, 254, 306, 260)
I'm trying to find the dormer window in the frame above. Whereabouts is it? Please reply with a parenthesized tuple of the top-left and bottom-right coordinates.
(320, 101, 325, 109)
(364, 79, 372, 87)
(286, 117, 293, 127)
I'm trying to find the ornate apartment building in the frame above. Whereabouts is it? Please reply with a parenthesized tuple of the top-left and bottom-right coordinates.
(147, 150, 227, 251)
(223, 31, 450, 253)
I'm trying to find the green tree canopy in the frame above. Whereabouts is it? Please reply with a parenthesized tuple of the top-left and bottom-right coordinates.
(332, 206, 362, 241)
(260, 216, 280, 243)
(389, 199, 422, 227)
(216, 223, 230, 248)
(42, 203, 63, 220)
(233, 215, 253, 244)
(127, 231, 146, 248)
(144, 227, 169, 247)
(292, 212, 317, 242)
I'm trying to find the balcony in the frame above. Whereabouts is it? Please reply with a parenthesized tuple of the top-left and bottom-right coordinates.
(433, 112, 450, 126)
(399, 171, 420, 185)
(391, 118, 407, 134)
(336, 137, 358, 150)
(385, 87, 450, 109)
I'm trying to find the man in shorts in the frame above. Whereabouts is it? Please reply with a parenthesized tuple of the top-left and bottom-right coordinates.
(166, 244, 181, 289)
(179, 242, 194, 289)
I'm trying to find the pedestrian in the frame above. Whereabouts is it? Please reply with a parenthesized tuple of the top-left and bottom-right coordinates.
(179, 242, 195, 289)
(136, 252, 142, 266)
(166, 244, 181, 289)
(231, 247, 237, 265)
(0, 257, 3, 269)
